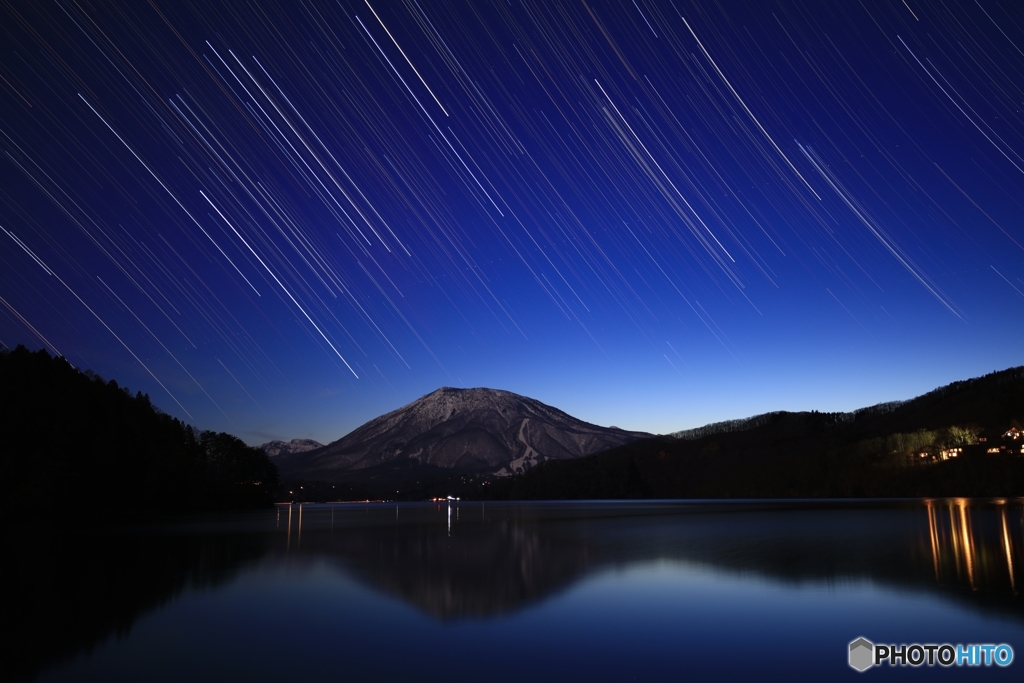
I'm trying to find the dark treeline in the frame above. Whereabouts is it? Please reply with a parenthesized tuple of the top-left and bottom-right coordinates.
(1, 345, 278, 517)
(277, 467, 495, 503)
(505, 367, 1024, 500)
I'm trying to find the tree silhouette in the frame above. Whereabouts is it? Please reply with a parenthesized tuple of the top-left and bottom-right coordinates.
(1, 345, 278, 517)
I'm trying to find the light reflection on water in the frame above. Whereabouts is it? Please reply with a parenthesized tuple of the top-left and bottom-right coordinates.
(925, 498, 1020, 593)
(21, 499, 1024, 682)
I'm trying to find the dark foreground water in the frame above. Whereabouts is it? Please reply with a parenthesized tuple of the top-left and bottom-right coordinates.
(11, 499, 1024, 681)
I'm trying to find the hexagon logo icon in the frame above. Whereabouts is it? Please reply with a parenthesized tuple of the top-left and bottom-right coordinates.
(849, 637, 874, 672)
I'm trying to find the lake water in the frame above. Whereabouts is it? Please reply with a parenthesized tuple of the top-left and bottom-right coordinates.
(14, 499, 1024, 681)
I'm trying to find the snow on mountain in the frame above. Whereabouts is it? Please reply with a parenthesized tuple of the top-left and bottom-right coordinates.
(274, 387, 652, 480)
(259, 438, 324, 458)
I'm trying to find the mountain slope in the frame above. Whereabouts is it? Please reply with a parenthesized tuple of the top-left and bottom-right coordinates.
(259, 438, 323, 458)
(275, 387, 652, 481)
(1, 345, 279, 515)
(509, 366, 1024, 499)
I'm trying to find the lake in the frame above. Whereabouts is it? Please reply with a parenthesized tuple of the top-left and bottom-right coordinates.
(12, 499, 1024, 681)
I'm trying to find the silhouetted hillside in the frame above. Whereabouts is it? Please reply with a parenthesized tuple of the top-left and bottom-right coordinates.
(509, 367, 1024, 499)
(1, 346, 278, 516)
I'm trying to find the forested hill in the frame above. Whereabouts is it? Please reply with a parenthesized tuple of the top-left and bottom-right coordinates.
(507, 366, 1024, 500)
(0, 346, 278, 517)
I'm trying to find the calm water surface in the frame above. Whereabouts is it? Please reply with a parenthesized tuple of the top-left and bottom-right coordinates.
(16, 499, 1024, 681)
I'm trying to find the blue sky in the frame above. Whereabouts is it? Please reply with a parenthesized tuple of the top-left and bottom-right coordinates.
(2, 0, 1022, 444)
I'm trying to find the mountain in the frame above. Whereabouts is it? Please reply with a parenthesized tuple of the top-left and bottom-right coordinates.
(274, 387, 653, 482)
(259, 438, 323, 458)
(508, 366, 1024, 500)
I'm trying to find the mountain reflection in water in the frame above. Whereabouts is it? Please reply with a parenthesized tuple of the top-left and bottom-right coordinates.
(276, 499, 1024, 620)
(13, 499, 1024, 682)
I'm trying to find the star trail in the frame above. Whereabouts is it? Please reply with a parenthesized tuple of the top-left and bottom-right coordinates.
(2, 0, 1023, 443)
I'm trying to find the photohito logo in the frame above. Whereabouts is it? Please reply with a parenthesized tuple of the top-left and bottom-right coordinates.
(848, 637, 1013, 671)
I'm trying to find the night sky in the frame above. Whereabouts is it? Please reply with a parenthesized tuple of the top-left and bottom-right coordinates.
(2, 0, 1023, 445)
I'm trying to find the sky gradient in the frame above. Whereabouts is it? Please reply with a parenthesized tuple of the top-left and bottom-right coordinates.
(2, 0, 1023, 445)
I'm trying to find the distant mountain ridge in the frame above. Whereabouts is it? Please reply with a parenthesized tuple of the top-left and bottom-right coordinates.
(509, 365, 1024, 500)
(666, 367, 1024, 443)
(668, 401, 906, 441)
(259, 438, 323, 457)
(274, 387, 653, 481)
